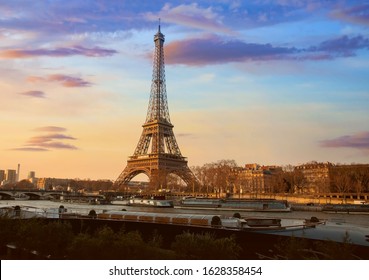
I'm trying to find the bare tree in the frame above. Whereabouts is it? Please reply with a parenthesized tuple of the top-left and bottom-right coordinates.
(280, 165, 307, 193)
(329, 166, 352, 194)
(191, 165, 207, 193)
(347, 164, 369, 194)
(269, 172, 286, 193)
(190, 160, 238, 196)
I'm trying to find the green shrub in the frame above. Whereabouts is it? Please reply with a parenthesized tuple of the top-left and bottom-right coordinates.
(171, 231, 241, 259)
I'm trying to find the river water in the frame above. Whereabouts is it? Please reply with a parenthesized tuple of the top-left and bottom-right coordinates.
(1, 199, 369, 227)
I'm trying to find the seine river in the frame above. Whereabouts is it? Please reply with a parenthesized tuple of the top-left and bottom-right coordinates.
(1, 199, 369, 227)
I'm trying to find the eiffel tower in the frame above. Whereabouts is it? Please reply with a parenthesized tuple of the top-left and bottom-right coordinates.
(115, 25, 198, 190)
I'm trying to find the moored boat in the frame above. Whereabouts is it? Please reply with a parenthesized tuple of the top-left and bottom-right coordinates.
(179, 197, 291, 212)
(127, 195, 174, 208)
(0, 205, 64, 219)
(322, 203, 369, 213)
(91, 210, 369, 247)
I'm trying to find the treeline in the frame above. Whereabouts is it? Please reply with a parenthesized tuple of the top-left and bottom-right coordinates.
(272, 164, 369, 194)
(329, 165, 369, 193)
(188, 160, 369, 194)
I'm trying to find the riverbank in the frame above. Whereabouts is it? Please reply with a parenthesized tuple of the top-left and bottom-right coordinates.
(1, 199, 369, 227)
(226, 193, 368, 205)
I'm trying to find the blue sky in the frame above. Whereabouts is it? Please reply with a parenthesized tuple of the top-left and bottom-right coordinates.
(0, 0, 368, 180)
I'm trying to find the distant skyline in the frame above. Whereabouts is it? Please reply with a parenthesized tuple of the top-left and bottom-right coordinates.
(1, 1, 368, 180)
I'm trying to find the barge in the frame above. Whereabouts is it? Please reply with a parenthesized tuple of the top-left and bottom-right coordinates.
(322, 203, 369, 214)
(111, 195, 174, 208)
(179, 197, 291, 212)
(86, 210, 369, 248)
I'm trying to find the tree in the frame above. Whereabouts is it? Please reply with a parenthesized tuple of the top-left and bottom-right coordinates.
(191, 165, 207, 193)
(281, 165, 307, 193)
(329, 166, 353, 194)
(14, 180, 36, 190)
(269, 172, 286, 193)
(349, 165, 369, 194)
(166, 173, 185, 192)
(201, 160, 238, 196)
(171, 232, 241, 259)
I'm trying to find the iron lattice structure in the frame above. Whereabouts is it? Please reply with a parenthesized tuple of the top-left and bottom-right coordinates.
(115, 25, 198, 189)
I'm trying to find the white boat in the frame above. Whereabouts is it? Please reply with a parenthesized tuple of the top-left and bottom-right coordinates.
(0, 205, 67, 219)
(128, 197, 174, 208)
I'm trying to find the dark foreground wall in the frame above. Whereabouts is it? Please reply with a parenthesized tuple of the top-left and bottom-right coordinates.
(59, 218, 369, 259)
(1, 217, 367, 260)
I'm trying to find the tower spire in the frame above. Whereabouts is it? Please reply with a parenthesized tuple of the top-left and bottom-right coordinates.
(146, 18, 169, 123)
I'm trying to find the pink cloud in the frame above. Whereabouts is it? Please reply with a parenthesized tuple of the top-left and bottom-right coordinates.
(331, 4, 369, 26)
(13, 129, 79, 151)
(12, 147, 49, 152)
(320, 131, 369, 150)
(18, 90, 45, 98)
(26, 76, 44, 83)
(0, 45, 117, 59)
(164, 34, 369, 66)
(28, 74, 92, 87)
(165, 35, 296, 66)
(27, 134, 77, 145)
(34, 126, 66, 132)
(146, 3, 233, 34)
(33, 142, 78, 150)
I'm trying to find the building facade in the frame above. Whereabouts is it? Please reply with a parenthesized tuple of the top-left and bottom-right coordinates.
(5, 169, 17, 184)
(237, 164, 282, 194)
(295, 162, 332, 193)
(28, 171, 37, 185)
(0, 170, 5, 185)
(36, 178, 71, 190)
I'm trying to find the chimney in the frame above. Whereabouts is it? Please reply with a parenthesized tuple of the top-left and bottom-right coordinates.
(17, 164, 20, 182)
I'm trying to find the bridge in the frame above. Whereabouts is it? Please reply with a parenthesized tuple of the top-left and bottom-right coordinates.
(0, 189, 105, 202)
(0, 189, 65, 200)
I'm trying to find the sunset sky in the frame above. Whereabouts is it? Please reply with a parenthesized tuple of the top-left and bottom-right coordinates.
(1, 0, 368, 180)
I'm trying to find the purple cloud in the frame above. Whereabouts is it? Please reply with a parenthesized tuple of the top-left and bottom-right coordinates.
(0, 1, 153, 35)
(12, 147, 49, 152)
(33, 142, 78, 150)
(308, 35, 369, 57)
(320, 131, 369, 150)
(18, 90, 45, 98)
(27, 134, 77, 145)
(28, 74, 93, 87)
(164, 34, 369, 66)
(146, 3, 233, 34)
(165, 35, 297, 65)
(33, 126, 67, 132)
(13, 129, 79, 151)
(0, 45, 117, 59)
(332, 4, 369, 26)
(177, 133, 198, 140)
(177, 133, 194, 137)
